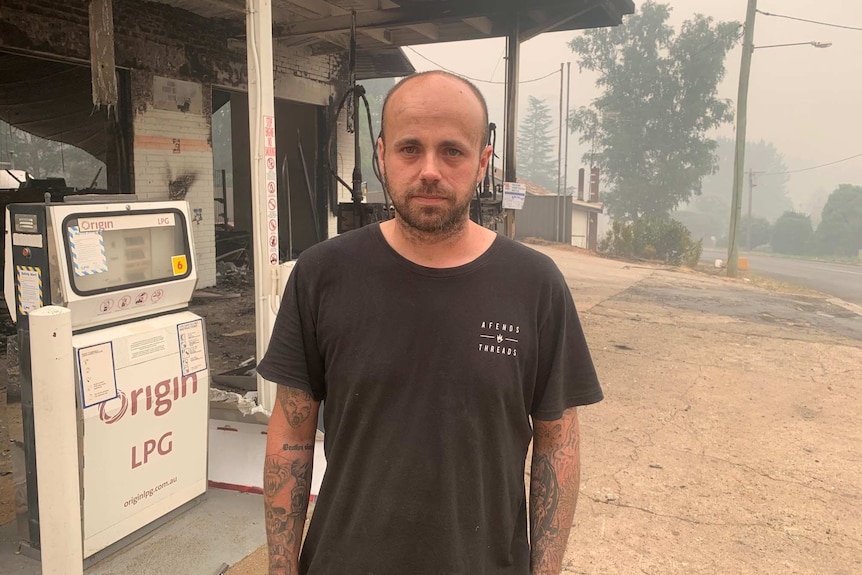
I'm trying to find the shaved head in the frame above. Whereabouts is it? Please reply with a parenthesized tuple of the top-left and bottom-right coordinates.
(379, 71, 490, 149)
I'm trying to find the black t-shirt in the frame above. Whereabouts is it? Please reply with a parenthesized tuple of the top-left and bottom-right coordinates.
(257, 224, 603, 575)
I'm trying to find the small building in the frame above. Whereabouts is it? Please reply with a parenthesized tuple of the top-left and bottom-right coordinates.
(509, 169, 603, 249)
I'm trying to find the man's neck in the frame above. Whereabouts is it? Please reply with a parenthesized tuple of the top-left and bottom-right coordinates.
(379, 218, 497, 269)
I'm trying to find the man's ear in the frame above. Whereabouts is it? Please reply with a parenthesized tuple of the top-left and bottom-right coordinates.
(376, 136, 386, 176)
(477, 144, 493, 184)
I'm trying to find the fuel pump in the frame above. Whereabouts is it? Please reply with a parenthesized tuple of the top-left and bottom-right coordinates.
(471, 122, 505, 230)
(4, 197, 209, 563)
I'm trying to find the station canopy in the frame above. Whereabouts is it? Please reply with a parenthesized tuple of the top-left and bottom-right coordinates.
(150, 0, 635, 78)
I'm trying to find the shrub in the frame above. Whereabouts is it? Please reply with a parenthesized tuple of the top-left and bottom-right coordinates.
(772, 211, 813, 255)
(600, 218, 702, 267)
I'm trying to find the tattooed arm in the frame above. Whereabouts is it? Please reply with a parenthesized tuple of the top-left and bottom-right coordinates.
(265, 385, 320, 575)
(529, 406, 581, 575)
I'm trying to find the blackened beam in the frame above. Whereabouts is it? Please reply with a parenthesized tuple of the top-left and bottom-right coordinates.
(203, 0, 246, 14)
(277, 0, 393, 44)
(352, 0, 439, 41)
(274, 0, 612, 38)
(519, 0, 606, 42)
(89, 0, 118, 108)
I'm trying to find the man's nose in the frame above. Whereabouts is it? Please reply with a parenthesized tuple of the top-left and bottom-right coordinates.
(418, 153, 442, 183)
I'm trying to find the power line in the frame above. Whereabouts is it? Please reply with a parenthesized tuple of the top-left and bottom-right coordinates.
(756, 10, 862, 32)
(762, 152, 862, 176)
(405, 47, 560, 85)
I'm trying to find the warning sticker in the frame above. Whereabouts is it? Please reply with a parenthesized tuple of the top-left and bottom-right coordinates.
(264, 115, 279, 265)
(16, 266, 43, 315)
(177, 319, 208, 376)
(78, 342, 118, 408)
(68, 226, 108, 277)
(171, 255, 188, 276)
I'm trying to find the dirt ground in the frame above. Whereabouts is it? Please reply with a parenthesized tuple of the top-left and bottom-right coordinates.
(2, 248, 861, 574)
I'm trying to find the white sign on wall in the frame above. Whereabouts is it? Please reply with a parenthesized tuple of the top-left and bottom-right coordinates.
(153, 77, 203, 115)
(502, 182, 527, 210)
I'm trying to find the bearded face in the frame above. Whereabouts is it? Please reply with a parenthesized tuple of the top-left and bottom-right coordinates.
(384, 174, 478, 237)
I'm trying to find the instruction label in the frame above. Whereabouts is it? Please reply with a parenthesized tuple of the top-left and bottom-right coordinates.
(177, 319, 207, 376)
(78, 342, 119, 408)
(68, 226, 108, 276)
(129, 333, 167, 361)
(502, 182, 527, 210)
(15, 266, 43, 315)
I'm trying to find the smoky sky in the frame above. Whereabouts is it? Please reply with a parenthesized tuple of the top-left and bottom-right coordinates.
(405, 1, 862, 214)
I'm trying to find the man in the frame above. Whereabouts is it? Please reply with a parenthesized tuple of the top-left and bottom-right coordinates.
(258, 70, 603, 575)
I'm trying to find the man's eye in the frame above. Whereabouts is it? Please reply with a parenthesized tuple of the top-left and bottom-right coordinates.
(401, 146, 417, 154)
(445, 148, 462, 157)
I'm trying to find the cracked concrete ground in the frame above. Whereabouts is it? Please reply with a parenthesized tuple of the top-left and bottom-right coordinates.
(549, 255, 862, 575)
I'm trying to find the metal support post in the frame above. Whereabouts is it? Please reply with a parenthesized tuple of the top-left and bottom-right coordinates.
(556, 62, 563, 242)
(29, 306, 82, 575)
(503, 19, 520, 239)
(247, 0, 280, 411)
(563, 62, 571, 244)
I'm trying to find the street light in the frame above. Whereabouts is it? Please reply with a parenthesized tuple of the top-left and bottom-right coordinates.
(726, 0, 834, 278)
(755, 41, 832, 50)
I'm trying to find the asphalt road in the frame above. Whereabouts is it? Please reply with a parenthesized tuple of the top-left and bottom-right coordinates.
(703, 247, 862, 306)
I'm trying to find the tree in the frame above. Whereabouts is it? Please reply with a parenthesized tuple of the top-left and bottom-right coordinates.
(568, 1, 740, 220)
(772, 211, 813, 255)
(0, 120, 105, 189)
(740, 215, 772, 250)
(814, 184, 862, 257)
(518, 96, 556, 191)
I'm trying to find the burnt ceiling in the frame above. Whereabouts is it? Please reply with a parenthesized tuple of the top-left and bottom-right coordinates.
(145, 0, 635, 53)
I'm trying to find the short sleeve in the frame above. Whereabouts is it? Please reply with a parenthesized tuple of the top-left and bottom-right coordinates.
(256, 259, 326, 402)
(530, 267, 603, 420)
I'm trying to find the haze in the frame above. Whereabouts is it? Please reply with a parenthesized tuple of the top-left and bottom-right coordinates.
(406, 0, 862, 218)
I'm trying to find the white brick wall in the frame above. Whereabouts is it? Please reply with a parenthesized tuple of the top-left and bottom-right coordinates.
(131, 49, 347, 283)
(273, 46, 336, 106)
(133, 106, 217, 288)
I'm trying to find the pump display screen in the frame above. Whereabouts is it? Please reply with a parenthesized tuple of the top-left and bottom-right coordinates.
(63, 210, 191, 295)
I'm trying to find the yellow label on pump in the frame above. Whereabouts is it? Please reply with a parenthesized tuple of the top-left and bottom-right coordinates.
(171, 255, 188, 276)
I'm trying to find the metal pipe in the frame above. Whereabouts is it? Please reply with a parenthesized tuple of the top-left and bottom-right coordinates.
(503, 20, 521, 239)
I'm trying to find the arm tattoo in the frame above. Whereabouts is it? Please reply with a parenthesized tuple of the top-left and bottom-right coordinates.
(278, 387, 315, 428)
(530, 412, 581, 574)
(265, 452, 313, 574)
(265, 386, 317, 574)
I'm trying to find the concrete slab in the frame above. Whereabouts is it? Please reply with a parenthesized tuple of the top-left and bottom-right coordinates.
(0, 487, 265, 575)
(524, 243, 656, 311)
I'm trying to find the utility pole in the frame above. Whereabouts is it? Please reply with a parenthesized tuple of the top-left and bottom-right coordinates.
(555, 62, 564, 242)
(562, 62, 571, 245)
(727, 0, 757, 276)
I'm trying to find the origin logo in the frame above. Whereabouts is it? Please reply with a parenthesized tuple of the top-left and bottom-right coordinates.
(99, 374, 199, 424)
